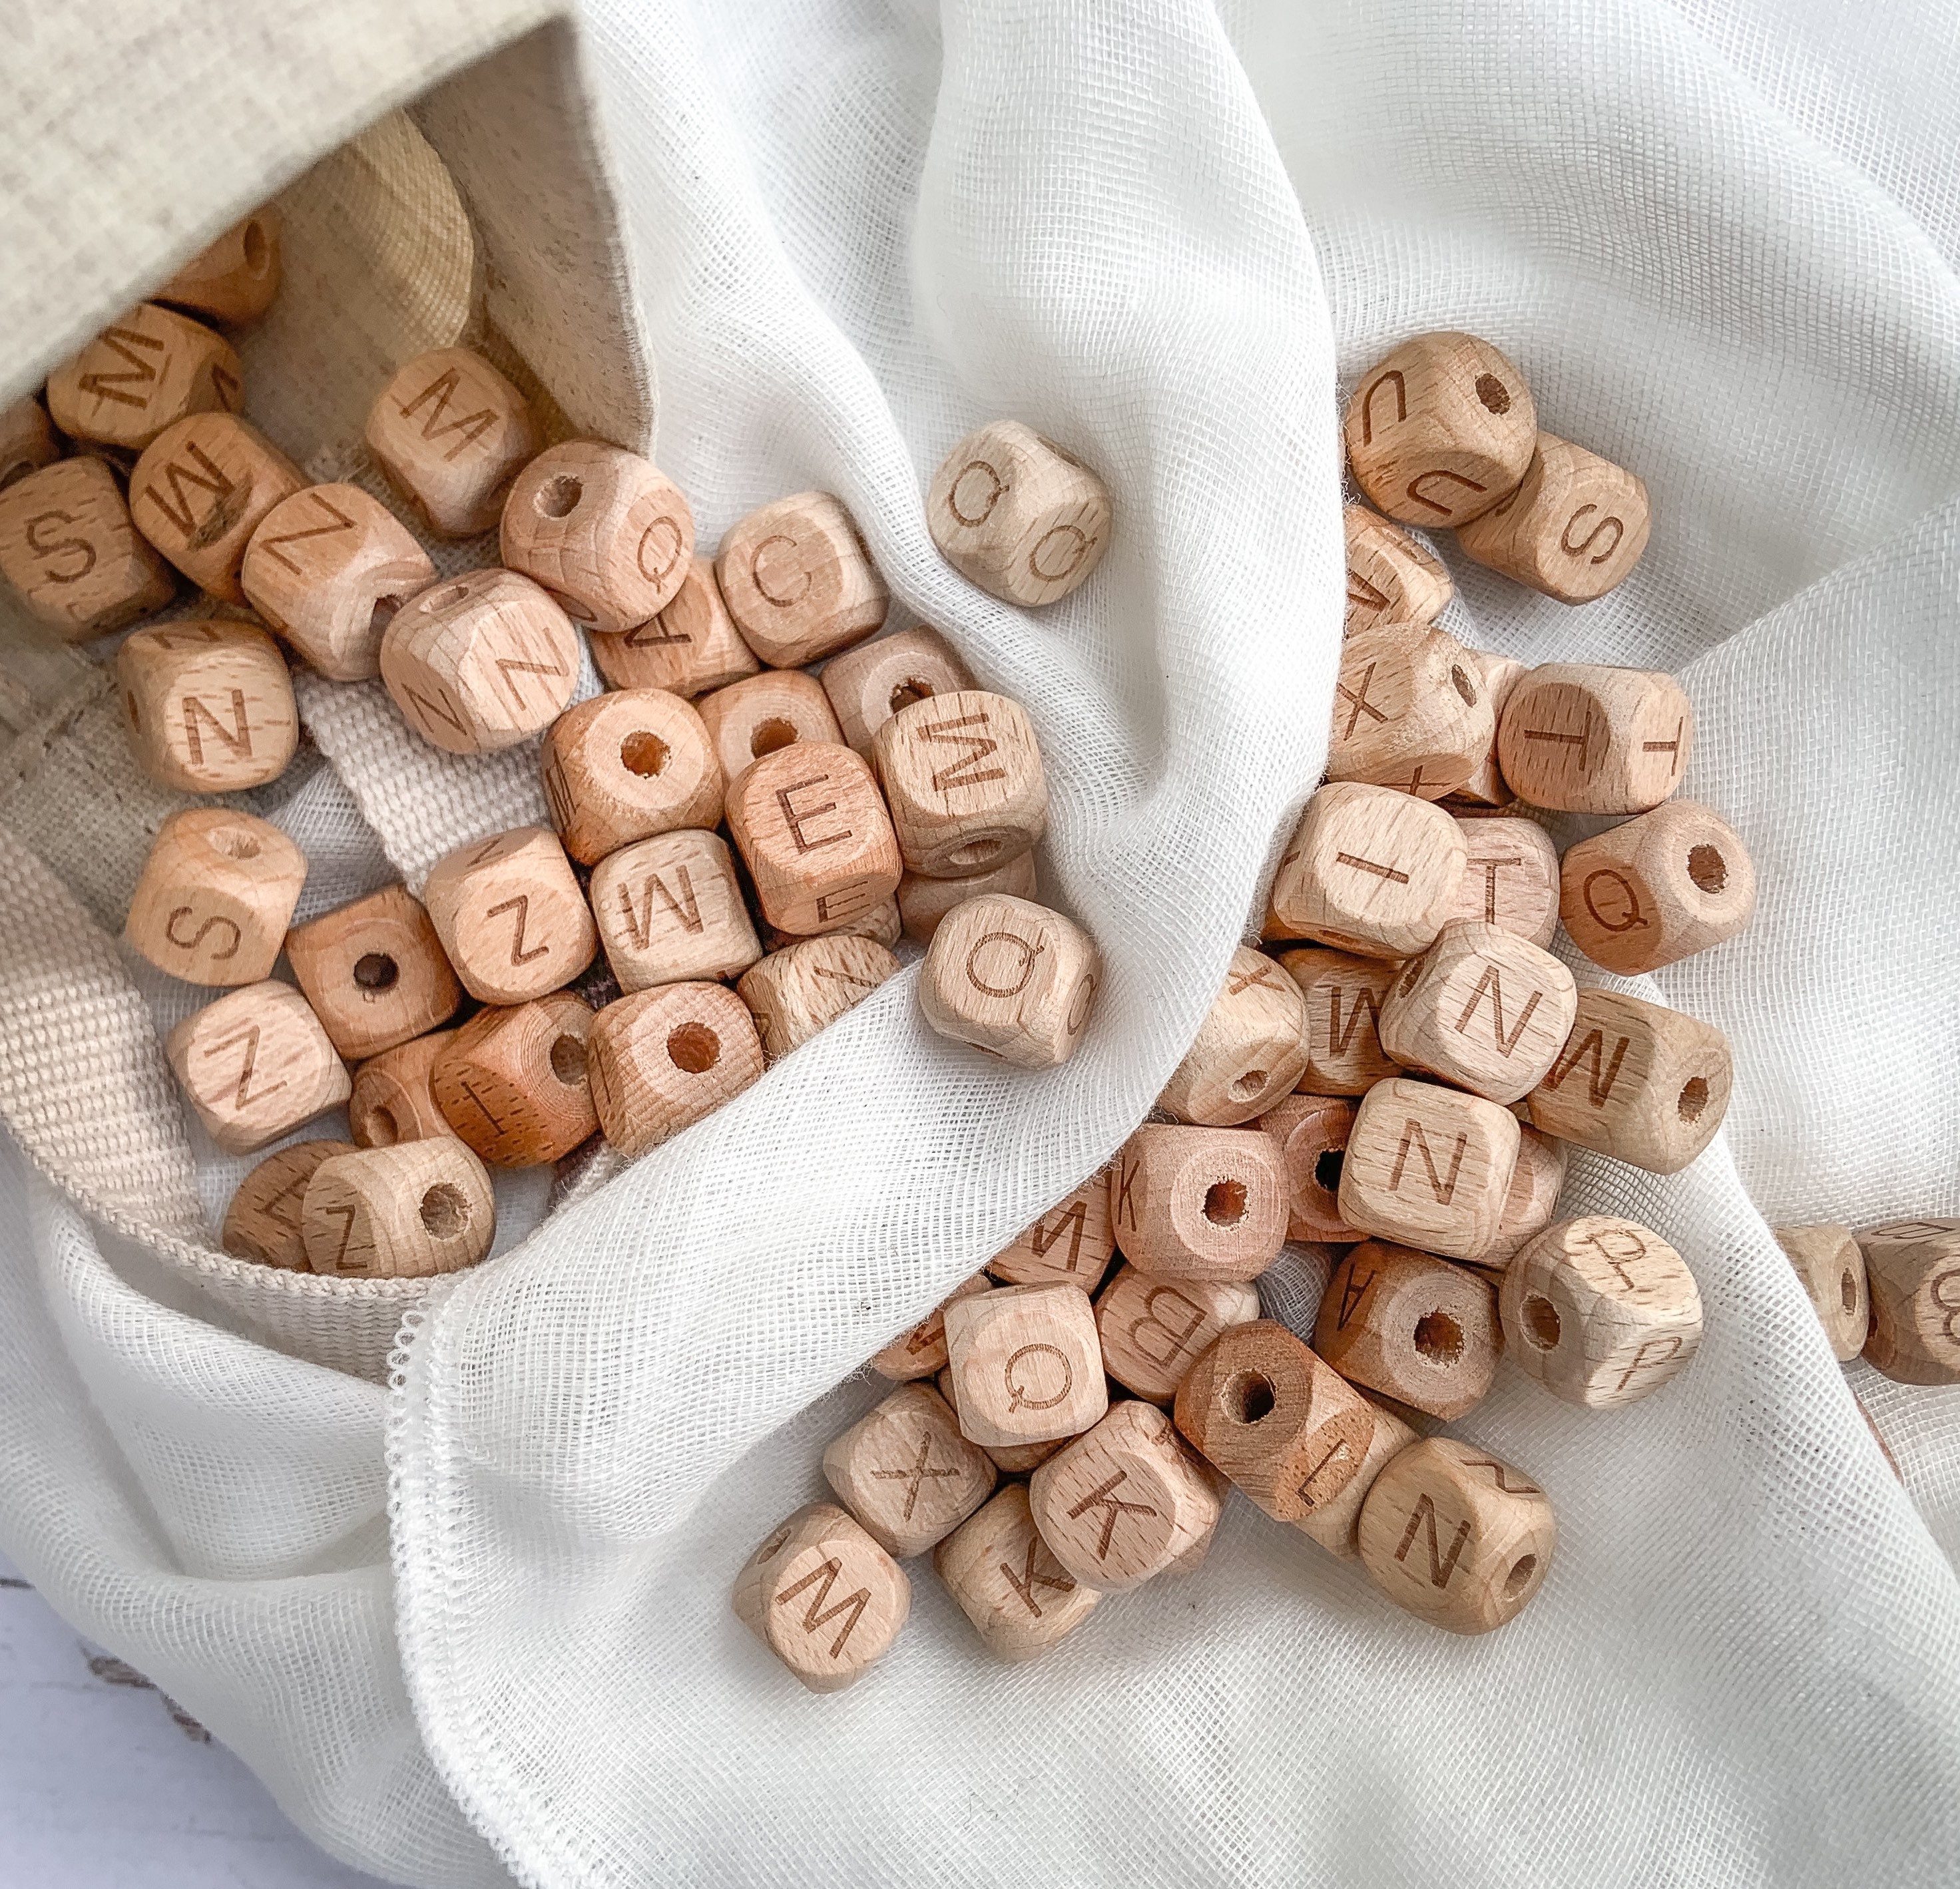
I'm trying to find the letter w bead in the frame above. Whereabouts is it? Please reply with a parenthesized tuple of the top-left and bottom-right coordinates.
(141, 442, 234, 538)
(774, 1558, 871, 1657)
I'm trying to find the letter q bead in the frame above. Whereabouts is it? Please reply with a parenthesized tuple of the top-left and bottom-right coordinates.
(917, 893, 1100, 1069)
(1559, 799, 1757, 974)
(927, 421, 1112, 607)
(942, 1281, 1108, 1449)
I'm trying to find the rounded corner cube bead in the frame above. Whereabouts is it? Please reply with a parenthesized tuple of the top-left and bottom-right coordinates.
(222, 1138, 354, 1267)
(1559, 799, 1757, 975)
(1, 396, 59, 490)
(942, 1281, 1107, 1448)
(365, 346, 542, 539)
(349, 1029, 459, 1148)
(421, 827, 597, 1006)
(1273, 947, 1404, 1094)
(155, 206, 283, 325)
(927, 421, 1112, 608)
(871, 689, 1047, 880)
(1256, 1094, 1360, 1241)
(1328, 622, 1496, 802)
(991, 1168, 1116, 1292)
(117, 620, 298, 792)
(1856, 1220, 1960, 1385)
(737, 934, 900, 1060)
(128, 412, 304, 602)
(822, 625, 976, 754)
(1463, 1124, 1567, 1271)
(431, 991, 598, 1167)
(869, 1273, 991, 1381)
(724, 740, 903, 937)
(541, 688, 723, 865)
(1447, 812, 1559, 947)
(284, 883, 462, 1062)
(733, 1502, 910, 1693)
(698, 670, 844, 783)
(46, 302, 241, 452)
(588, 980, 766, 1157)
(0, 457, 176, 640)
(124, 807, 307, 986)
(593, 829, 760, 993)
(1293, 1398, 1418, 1561)
(716, 490, 888, 667)
(917, 893, 1100, 1070)
(933, 1482, 1100, 1663)
(165, 980, 351, 1155)
(1158, 946, 1310, 1127)
(1495, 663, 1693, 815)
(898, 851, 1038, 946)
(821, 1382, 996, 1558)
(1455, 433, 1651, 604)
(1447, 650, 1527, 809)
(1095, 1265, 1261, 1403)
(1270, 783, 1467, 960)
(1343, 333, 1537, 528)
(1315, 1241, 1502, 1420)
(1110, 1122, 1290, 1281)
(1338, 1077, 1520, 1260)
(1344, 504, 1452, 634)
(588, 554, 759, 698)
(299, 1138, 495, 1279)
(1772, 1223, 1868, 1363)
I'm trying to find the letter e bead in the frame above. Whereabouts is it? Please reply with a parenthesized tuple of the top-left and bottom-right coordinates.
(724, 741, 903, 937)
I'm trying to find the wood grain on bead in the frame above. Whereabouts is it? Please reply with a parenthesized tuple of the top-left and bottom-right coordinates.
(128, 412, 302, 601)
(1445, 651, 1526, 808)
(869, 1274, 991, 1381)
(117, 621, 297, 792)
(123, 808, 306, 986)
(1337, 1077, 1519, 1260)
(1094, 1265, 1260, 1404)
(933, 1483, 1099, 1663)
(1272, 947, 1405, 1094)
(1109, 1122, 1289, 1281)
(0, 458, 175, 638)
(364, 347, 541, 538)
(165, 980, 350, 1155)
(221, 1138, 354, 1268)
(1559, 799, 1757, 974)
(1772, 1223, 1868, 1363)
(696, 670, 844, 783)
(1327, 622, 1496, 802)
(760, 897, 904, 954)
(821, 1383, 995, 1558)
(821, 625, 977, 754)
(1256, 1093, 1361, 1241)
(715, 491, 887, 666)
(587, 554, 759, 698)
(871, 689, 1047, 880)
(589, 981, 766, 1156)
(732, 1502, 909, 1693)
(942, 1282, 1108, 1449)
(1857, 1221, 1960, 1384)
(1445, 812, 1559, 946)
(736, 934, 900, 1060)
(300, 1139, 495, 1279)
(927, 421, 1112, 607)
(591, 828, 760, 993)
(420, 826, 597, 1006)
(1495, 663, 1692, 815)
(431, 991, 598, 1167)
(1158, 946, 1310, 1126)
(540, 689, 722, 865)
(1268, 783, 1467, 960)
(1461, 1125, 1567, 1272)
(348, 1030, 458, 1148)
(1292, 1399, 1417, 1560)
(1344, 505, 1452, 634)
(1455, 434, 1651, 602)
(1314, 1241, 1501, 1420)
(46, 304, 241, 451)
(0, 396, 59, 491)
(917, 893, 1099, 1070)
(284, 884, 462, 1061)
(154, 208, 282, 324)
(990, 1169, 1116, 1291)
(897, 852, 1039, 946)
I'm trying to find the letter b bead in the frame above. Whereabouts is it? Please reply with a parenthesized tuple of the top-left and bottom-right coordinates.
(927, 421, 1112, 607)
(917, 893, 1101, 1069)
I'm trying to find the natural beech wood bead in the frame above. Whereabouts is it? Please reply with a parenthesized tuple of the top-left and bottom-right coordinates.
(365, 347, 541, 538)
(1447, 651, 1527, 809)
(284, 885, 462, 1061)
(869, 1274, 991, 1381)
(871, 690, 1048, 880)
(1344, 332, 1537, 528)
(221, 1138, 354, 1268)
(589, 982, 766, 1156)
(155, 208, 283, 325)
(591, 829, 759, 993)
(1455, 433, 1652, 602)
(1158, 947, 1310, 1127)
(300, 1139, 495, 1279)
(696, 670, 844, 783)
(760, 898, 904, 954)
(1495, 663, 1693, 815)
(990, 1169, 1116, 1291)
(117, 622, 297, 793)
(1328, 623, 1497, 801)
(716, 491, 887, 666)
(1356, 1436, 1555, 1634)
(1274, 948, 1403, 1094)
(1773, 1223, 1869, 1363)
(123, 808, 306, 986)
(166, 980, 350, 1155)
(1559, 799, 1758, 975)
(0, 458, 175, 638)
(919, 894, 1099, 1070)
(1109, 1123, 1289, 1281)
(1527, 988, 1732, 1174)
(1857, 1221, 1960, 1384)
(128, 413, 303, 601)
(973, 1435, 1067, 1475)
(822, 625, 977, 754)
(379, 568, 580, 755)
(933, 1482, 1099, 1663)
(431, 992, 598, 1166)
(587, 554, 758, 698)
(1, 396, 59, 491)
(46, 303, 241, 452)
(1269, 783, 1467, 960)
(1293, 1398, 1417, 1560)
(724, 740, 903, 937)
(1445, 812, 1559, 948)
(1343, 505, 1451, 635)
(540, 690, 722, 865)
(927, 421, 1112, 608)
(1500, 1216, 1702, 1407)
(897, 853, 1039, 946)
(1314, 1241, 1501, 1420)
(349, 1031, 457, 1148)
(1257, 1094, 1361, 1242)
(421, 827, 597, 1005)
(1337, 1077, 1519, 1261)
(733, 1502, 910, 1693)
(942, 1282, 1108, 1449)
(736, 935, 900, 1060)
(240, 483, 436, 682)
(821, 1383, 996, 1558)
(1462, 1126, 1567, 1272)
(1094, 1265, 1261, 1404)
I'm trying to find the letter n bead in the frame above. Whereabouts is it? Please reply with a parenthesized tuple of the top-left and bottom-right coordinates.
(1337, 1078, 1519, 1260)
(942, 1282, 1107, 1449)
(117, 621, 298, 793)
(871, 689, 1048, 879)
(733, 1503, 910, 1693)
(919, 893, 1099, 1069)
(927, 421, 1112, 607)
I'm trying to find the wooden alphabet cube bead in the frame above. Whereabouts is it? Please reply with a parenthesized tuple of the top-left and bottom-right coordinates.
(592, 829, 760, 992)
(1293, 1397, 1417, 1560)
(118, 621, 297, 792)
(1, 396, 59, 492)
(1158, 947, 1310, 1126)
(1445, 651, 1527, 809)
(870, 1273, 991, 1380)
(365, 347, 541, 538)
(933, 1483, 1099, 1663)
(821, 625, 977, 754)
(1344, 504, 1451, 634)
(1344, 332, 1537, 527)
(1462, 1125, 1566, 1271)
(431, 991, 598, 1166)
(1274, 947, 1403, 1094)
(1446, 812, 1559, 947)
(129, 413, 303, 601)
(1857, 1220, 1960, 1384)
(156, 207, 282, 324)
(822, 1382, 996, 1558)
(1499, 1216, 1702, 1407)
(871, 690, 1048, 880)
(0, 458, 176, 638)
(942, 1281, 1108, 1448)
(1094, 1265, 1260, 1404)
(696, 670, 844, 783)
(421, 827, 597, 1005)
(166, 980, 351, 1155)
(755, 893, 902, 956)
(1356, 1436, 1555, 1634)
(240, 483, 436, 682)
(123, 808, 307, 986)
(589, 981, 766, 1156)
(918, 893, 1099, 1070)
(284, 885, 462, 1061)
(990, 1169, 1116, 1292)
(1772, 1223, 1869, 1363)
(1559, 799, 1758, 974)
(348, 1030, 457, 1148)
(1338, 1077, 1519, 1260)
(1314, 1241, 1501, 1420)
(1269, 783, 1467, 960)
(897, 853, 1038, 946)
(1527, 988, 1732, 1174)
(927, 421, 1112, 607)
(724, 740, 903, 937)
(46, 303, 242, 451)
(1455, 433, 1651, 602)
(300, 1139, 495, 1279)
(221, 1138, 354, 1268)
(1495, 663, 1693, 814)
(587, 554, 759, 698)
(1110, 1123, 1289, 1281)
(1256, 1094, 1361, 1241)
(716, 491, 887, 666)
(733, 1502, 909, 1693)
(1328, 623, 1497, 801)
(971, 1430, 1067, 1476)
(736, 935, 900, 1060)
(540, 690, 722, 865)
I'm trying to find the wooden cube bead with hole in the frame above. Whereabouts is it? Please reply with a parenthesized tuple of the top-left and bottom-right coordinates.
(1463, 1126, 1567, 1272)
(942, 1281, 1106, 1449)
(1356, 1436, 1554, 1634)
(927, 421, 1111, 607)
(822, 625, 976, 754)
(1095, 1265, 1261, 1403)
(117, 620, 297, 792)
(165, 980, 350, 1155)
(284, 885, 462, 1062)
(732, 1502, 909, 1693)
(696, 670, 844, 783)
(1110, 1123, 1289, 1281)
(587, 554, 758, 698)
(0, 458, 175, 639)
(990, 1169, 1116, 1291)
(821, 1383, 996, 1558)
(240, 483, 436, 682)
(897, 852, 1039, 946)
(589, 982, 766, 1156)
(1559, 799, 1757, 974)
(933, 1483, 1099, 1663)
(128, 413, 302, 601)
(736, 935, 899, 1060)
(349, 1030, 457, 1149)
(716, 491, 887, 666)
(1857, 1221, 1960, 1384)
(1344, 333, 1537, 527)
(1344, 504, 1451, 634)
(431, 992, 597, 1166)
(124, 808, 306, 986)
(540, 690, 722, 865)
(869, 1274, 991, 1381)
(1500, 1216, 1702, 1407)
(365, 347, 541, 538)
(1274, 948, 1403, 1094)
(46, 304, 242, 451)
(918, 893, 1099, 1070)
(1338, 1077, 1519, 1260)
(1447, 652, 1527, 809)
(1495, 663, 1693, 814)
(300, 1139, 494, 1279)
(1257, 1094, 1361, 1241)
(1455, 434, 1651, 602)
(222, 1138, 354, 1268)
(724, 739, 902, 937)
(156, 207, 282, 324)
(1315, 1241, 1501, 1420)
(1445, 811, 1558, 946)
(1158, 946, 1310, 1126)
(1269, 783, 1467, 960)
(1527, 988, 1731, 1174)
(762, 897, 903, 954)
(421, 827, 597, 1006)
(0, 395, 59, 492)
(1293, 1398, 1418, 1560)
(871, 690, 1047, 880)
(1328, 623, 1496, 801)
(1773, 1223, 1869, 1363)
(591, 829, 759, 993)
(379, 569, 580, 755)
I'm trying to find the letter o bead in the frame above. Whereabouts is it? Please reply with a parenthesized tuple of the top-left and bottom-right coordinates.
(724, 740, 903, 937)
(0, 458, 175, 640)
(1559, 799, 1757, 975)
(117, 620, 298, 793)
(299, 1140, 495, 1279)
(942, 1281, 1107, 1449)
(716, 490, 887, 667)
(123, 808, 307, 986)
(927, 421, 1112, 607)
(588, 982, 766, 1157)
(733, 1503, 910, 1693)
(917, 893, 1100, 1070)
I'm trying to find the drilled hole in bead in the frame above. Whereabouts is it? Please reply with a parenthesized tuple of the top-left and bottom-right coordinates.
(889, 676, 937, 715)
(1687, 843, 1727, 895)
(1222, 1368, 1275, 1424)
(369, 593, 406, 638)
(419, 1183, 469, 1239)
(1413, 1310, 1463, 1365)
(549, 1034, 587, 1085)
(205, 824, 260, 860)
(364, 1106, 399, 1148)
(947, 837, 1004, 869)
(1204, 1179, 1246, 1226)
(241, 219, 270, 274)
(1523, 1294, 1561, 1350)
(1230, 1069, 1269, 1101)
(1841, 1270, 1859, 1313)
(429, 582, 473, 610)
(1678, 1077, 1710, 1123)
(535, 474, 583, 520)
(620, 730, 670, 776)
(1451, 664, 1478, 706)
(1504, 1554, 1537, 1598)
(352, 952, 398, 992)
(667, 1021, 721, 1074)
(1315, 1148, 1345, 1195)
(1475, 375, 1511, 414)
(750, 718, 798, 759)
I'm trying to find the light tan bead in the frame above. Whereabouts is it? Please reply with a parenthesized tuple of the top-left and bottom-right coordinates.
(696, 670, 844, 783)
(1158, 948, 1309, 1127)
(736, 935, 900, 1060)
(128, 413, 302, 601)
(897, 853, 1039, 946)
(1495, 663, 1693, 815)
(822, 1383, 996, 1558)
(0, 396, 59, 491)
(927, 421, 1112, 607)
(760, 897, 904, 954)
(871, 689, 1047, 880)
(1773, 1223, 1869, 1363)
(1256, 1093, 1361, 1242)
(1110, 1122, 1289, 1281)
(1455, 433, 1651, 602)
(1270, 783, 1467, 960)
(933, 1483, 1099, 1663)
(1338, 1077, 1519, 1260)
(1462, 1126, 1567, 1272)
(869, 1274, 991, 1381)
(973, 1434, 1067, 1475)
(990, 1169, 1116, 1292)
(431, 992, 598, 1167)
(539, 689, 722, 865)
(1559, 799, 1757, 974)
(917, 893, 1100, 1070)
(165, 980, 350, 1155)
(1292, 1398, 1417, 1560)
(716, 491, 887, 666)
(240, 483, 435, 682)
(1500, 1216, 1702, 1408)
(155, 208, 283, 324)
(1315, 1241, 1501, 1420)
(1356, 1436, 1555, 1634)
(589, 982, 766, 1156)
(587, 554, 758, 698)
(1446, 651, 1527, 809)
(1527, 988, 1732, 1174)
(0, 457, 175, 638)
(733, 1502, 910, 1693)
(724, 740, 903, 937)
(821, 625, 977, 754)
(348, 1030, 458, 1148)
(1343, 332, 1537, 528)
(1094, 1265, 1261, 1404)
(300, 1139, 494, 1279)
(365, 347, 541, 539)
(1328, 623, 1497, 801)
(46, 304, 241, 452)
(591, 829, 760, 993)
(943, 1282, 1108, 1449)
(1445, 811, 1558, 946)
(1343, 504, 1451, 634)
(1857, 1221, 1960, 1385)
(1274, 947, 1404, 1094)
(284, 885, 462, 1062)
(421, 827, 597, 1006)
(221, 1138, 354, 1269)
(123, 809, 306, 987)
(117, 621, 296, 793)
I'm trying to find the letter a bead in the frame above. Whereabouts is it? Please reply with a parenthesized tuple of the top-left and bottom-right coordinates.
(918, 893, 1100, 1069)
(1316, 1241, 1502, 1420)
(927, 421, 1112, 607)
(1337, 1077, 1519, 1260)
(1558, 799, 1757, 974)
(733, 1503, 910, 1693)
(942, 1282, 1107, 1449)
